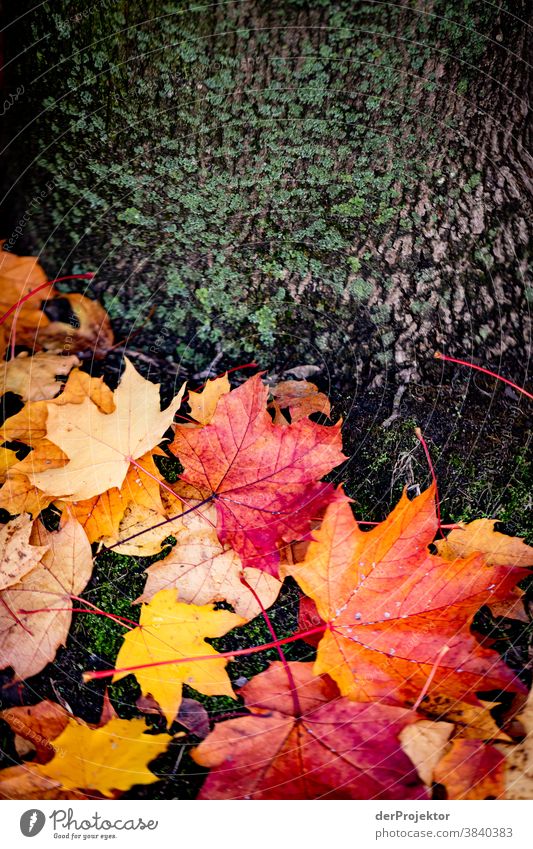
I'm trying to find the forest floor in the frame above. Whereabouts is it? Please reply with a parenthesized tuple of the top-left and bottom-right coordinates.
(1, 316, 531, 799)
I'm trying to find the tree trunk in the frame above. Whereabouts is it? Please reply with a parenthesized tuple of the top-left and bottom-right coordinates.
(1, 0, 531, 386)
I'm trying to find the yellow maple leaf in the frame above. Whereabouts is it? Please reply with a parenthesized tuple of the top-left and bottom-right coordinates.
(114, 589, 244, 724)
(186, 374, 230, 425)
(28, 359, 186, 500)
(34, 717, 171, 796)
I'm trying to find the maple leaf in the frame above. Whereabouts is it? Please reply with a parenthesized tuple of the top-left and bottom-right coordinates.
(27, 359, 185, 500)
(0, 514, 48, 591)
(0, 446, 18, 483)
(68, 451, 167, 545)
(23, 717, 171, 797)
(285, 486, 525, 706)
(170, 373, 345, 574)
(433, 739, 505, 799)
(399, 720, 453, 786)
(113, 589, 244, 724)
(1, 368, 115, 446)
(138, 500, 282, 619)
(186, 374, 230, 424)
(193, 661, 428, 799)
(0, 517, 93, 678)
(0, 352, 81, 402)
(436, 518, 533, 567)
(268, 379, 331, 425)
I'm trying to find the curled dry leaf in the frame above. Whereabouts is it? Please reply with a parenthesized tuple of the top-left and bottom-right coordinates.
(36, 292, 113, 359)
(0, 242, 113, 358)
(138, 501, 282, 619)
(285, 486, 525, 707)
(113, 589, 244, 725)
(0, 352, 80, 402)
(0, 514, 48, 591)
(0, 700, 71, 763)
(171, 373, 345, 575)
(268, 379, 331, 425)
(434, 739, 505, 799)
(193, 662, 428, 800)
(436, 518, 533, 567)
(28, 359, 186, 501)
(0, 517, 93, 678)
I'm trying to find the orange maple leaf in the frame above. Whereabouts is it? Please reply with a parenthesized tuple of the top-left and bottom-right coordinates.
(285, 486, 526, 706)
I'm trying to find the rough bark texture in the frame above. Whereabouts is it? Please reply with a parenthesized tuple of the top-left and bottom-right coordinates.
(1, 0, 531, 384)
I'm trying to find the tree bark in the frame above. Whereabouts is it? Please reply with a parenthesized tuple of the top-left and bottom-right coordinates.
(1, 0, 531, 386)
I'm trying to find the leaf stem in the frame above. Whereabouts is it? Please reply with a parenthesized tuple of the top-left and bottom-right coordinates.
(240, 574, 302, 717)
(414, 427, 443, 537)
(434, 352, 533, 401)
(82, 624, 329, 682)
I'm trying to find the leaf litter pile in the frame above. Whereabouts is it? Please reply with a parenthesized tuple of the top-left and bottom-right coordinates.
(0, 242, 532, 801)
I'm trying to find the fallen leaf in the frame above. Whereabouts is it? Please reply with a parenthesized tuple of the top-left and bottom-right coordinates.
(419, 692, 510, 742)
(0, 514, 48, 591)
(34, 717, 171, 797)
(193, 662, 428, 799)
(436, 518, 533, 567)
(0, 764, 89, 800)
(186, 374, 230, 425)
(1, 368, 115, 445)
(0, 447, 18, 483)
(285, 486, 525, 706)
(36, 292, 113, 359)
(28, 359, 186, 500)
(434, 739, 505, 799)
(399, 720, 453, 786)
(170, 373, 345, 574)
(0, 243, 113, 359)
(67, 451, 167, 545)
(176, 698, 210, 739)
(268, 379, 331, 425)
(0, 471, 55, 517)
(113, 589, 244, 724)
(0, 700, 71, 763)
(0, 352, 80, 402)
(0, 517, 93, 678)
(138, 502, 282, 619)
(496, 686, 533, 798)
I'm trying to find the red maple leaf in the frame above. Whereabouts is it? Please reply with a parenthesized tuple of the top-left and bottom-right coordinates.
(170, 374, 346, 574)
(193, 662, 428, 799)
